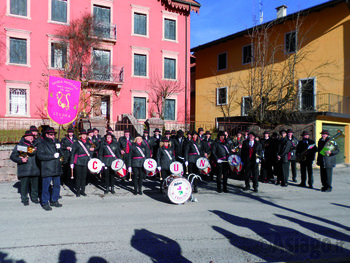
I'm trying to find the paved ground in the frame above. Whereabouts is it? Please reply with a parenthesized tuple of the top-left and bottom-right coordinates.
(0, 167, 350, 263)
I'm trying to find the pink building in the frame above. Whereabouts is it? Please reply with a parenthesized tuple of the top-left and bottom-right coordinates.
(0, 0, 200, 135)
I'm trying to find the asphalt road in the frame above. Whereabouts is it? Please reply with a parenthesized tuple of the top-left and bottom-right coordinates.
(0, 167, 350, 263)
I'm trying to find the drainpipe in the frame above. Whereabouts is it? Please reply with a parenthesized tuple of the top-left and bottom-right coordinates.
(185, 4, 190, 130)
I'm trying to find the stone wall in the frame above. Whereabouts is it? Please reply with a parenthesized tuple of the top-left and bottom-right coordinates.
(0, 145, 17, 182)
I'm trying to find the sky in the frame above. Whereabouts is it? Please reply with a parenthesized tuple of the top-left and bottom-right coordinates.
(190, 0, 331, 48)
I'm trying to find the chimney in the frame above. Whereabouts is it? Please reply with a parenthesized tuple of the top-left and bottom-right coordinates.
(276, 5, 287, 19)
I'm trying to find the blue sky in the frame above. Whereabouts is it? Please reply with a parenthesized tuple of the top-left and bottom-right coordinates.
(190, 0, 331, 48)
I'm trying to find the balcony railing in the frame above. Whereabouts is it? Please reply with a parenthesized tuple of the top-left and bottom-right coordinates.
(300, 93, 350, 115)
(81, 65, 124, 84)
(91, 24, 117, 41)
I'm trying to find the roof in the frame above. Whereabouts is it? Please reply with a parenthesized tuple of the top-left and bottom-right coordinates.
(191, 0, 346, 52)
(165, 0, 201, 13)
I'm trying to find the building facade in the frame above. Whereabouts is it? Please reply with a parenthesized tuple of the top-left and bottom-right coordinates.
(0, 0, 200, 134)
(191, 0, 350, 163)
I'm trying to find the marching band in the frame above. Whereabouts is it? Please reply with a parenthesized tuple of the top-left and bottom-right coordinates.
(10, 125, 340, 210)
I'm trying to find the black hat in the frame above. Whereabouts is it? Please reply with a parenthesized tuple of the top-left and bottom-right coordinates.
(177, 130, 184, 135)
(164, 130, 171, 135)
(104, 132, 114, 138)
(29, 125, 38, 132)
(134, 133, 142, 139)
(249, 131, 256, 137)
(79, 129, 87, 135)
(263, 130, 269, 135)
(23, 130, 35, 137)
(244, 129, 249, 133)
(107, 127, 113, 132)
(205, 130, 211, 135)
(198, 127, 204, 132)
(87, 129, 94, 134)
(279, 129, 287, 134)
(192, 131, 199, 136)
(287, 129, 294, 133)
(171, 130, 176, 135)
(43, 127, 57, 134)
(217, 131, 225, 137)
(67, 128, 74, 133)
(124, 129, 130, 133)
(236, 130, 242, 134)
(186, 131, 191, 135)
(272, 132, 278, 137)
(143, 129, 149, 134)
(162, 137, 170, 142)
(301, 131, 309, 136)
(154, 128, 161, 133)
(93, 128, 99, 132)
(320, 130, 329, 135)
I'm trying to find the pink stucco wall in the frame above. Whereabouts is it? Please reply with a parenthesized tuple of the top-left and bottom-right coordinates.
(0, 0, 193, 127)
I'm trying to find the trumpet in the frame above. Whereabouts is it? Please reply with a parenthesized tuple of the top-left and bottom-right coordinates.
(18, 146, 36, 158)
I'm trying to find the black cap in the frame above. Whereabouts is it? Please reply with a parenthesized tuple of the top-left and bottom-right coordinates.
(249, 131, 256, 137)
(29, 125, 38, 132)
(154, 128, 161, 133)
(162, 137, 170, 142)
(279, 129, 287, 134)
(320, 130, 329, 135)
(171, 130, 176, 135)
(143, 129, 149, 134)
(93, 128, 99, 132)
(43, 127, 57, 134)
(217, 131, 225, 137)
(198, 128, 204, 132)
(79, 129, 87, 135)
(67, 128, 74, 133)
(205, 130, 211, 135)
(177, 130, 184, 136)
(87, 129, 94, 134)
(192, 131, 199, 136)
(164, 130, 171, 135)
(23, 130, 35, 137)
(287, 129, 294, 133)
(105, 132, 114, 138)
(186, 131, 191, 135)
(301, 131, 309, 136)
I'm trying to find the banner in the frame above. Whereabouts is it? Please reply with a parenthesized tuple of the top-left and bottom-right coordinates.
(47, 76, 81, 125)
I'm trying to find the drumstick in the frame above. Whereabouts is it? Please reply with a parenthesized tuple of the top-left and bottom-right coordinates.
(71, 167, 74, 179)
(186, 164, 188, 175)
(129, 171, 132, 181)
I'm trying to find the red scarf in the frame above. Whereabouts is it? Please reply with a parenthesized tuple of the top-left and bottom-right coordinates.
(81, 139, 86, 143)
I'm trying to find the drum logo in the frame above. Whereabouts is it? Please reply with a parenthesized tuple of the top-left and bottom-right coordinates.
(92, 161, 98, 170)
(147, 160, 154, 169)
(198, 159, 206, 168)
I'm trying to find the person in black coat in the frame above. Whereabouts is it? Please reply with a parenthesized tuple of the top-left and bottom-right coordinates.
(212, 131, 231, 193)
(142, 130, 155, 158)
(60, 128, 77, 186)
(36, 127, 63, 211)
(316, 130, 339, 192)
(128, 135, 150, 195)
(173, 130, 186, 163)
(157, 137, 175, 181)
(296, 131, 317, 188)
(203, 131, 215, 180)
(152, 128, 162, 159)
(277, 129, 292, 187)
(241, 132, 262, 192)
(10, 130, 40, 206)
(287, 129, 299, 182)
(70, 129, 93, 197)
(118, 129, 134, 176)
(99, 132, 121, 194)
(259, 131, 273, 183)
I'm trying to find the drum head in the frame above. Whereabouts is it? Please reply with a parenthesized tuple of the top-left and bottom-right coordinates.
(143, 158, 157, 171)
(88, 158, 102, 174)
(170, 161, 183, 176)
(228, 155, 241, 166)
(167, 177, 192, 204)
(111, 159, 125, 171)
(116, 164, 127, 177)
(196, 157, 209, 169)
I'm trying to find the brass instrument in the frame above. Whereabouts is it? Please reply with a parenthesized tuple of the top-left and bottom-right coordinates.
(296, 144, 316, 163)
(18, 145, 36, 158)
(320, 130, 343, 156)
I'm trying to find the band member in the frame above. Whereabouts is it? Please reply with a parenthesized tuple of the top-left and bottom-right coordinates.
(93, 128, 102, 141)
(128, 135, 150, 195)
(29, 125, 42, 143)
(241, 132, 262, 192)
(287, 129, 299, 182)
(212, 131, 231, 193)
(232, 130, 243, 156)
(152, 128, 161, 159)
(296, 131, 317, 188)
(170, 130, 177, 141)
(184, 131, 207, 193)
(224, 131, 234, 148)
(277, 129, 292, 187)
(88, 129, 99, 157)
(162, 130, 173, 144)
(259, 131, 273, 183)
(243, 130, 249, 140)
(317, 130, 339, 192)
(118, 129, 134, 177)
(142, 130, 155, 157)
(173, 130, 186, 163)
(99, 132, 121, 194)
(70, 129, 92, 197)
(198, 128, 204, 140)
(203, 131, 214, 180)
(270, 132, 280, 182)
(157, 137, 175, 182)
(36, 127, 63, 211)
(10, 130, 40, 206)
(60, 127, 77, 186)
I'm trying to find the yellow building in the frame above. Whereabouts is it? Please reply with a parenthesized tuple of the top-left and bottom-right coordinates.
(191, 0, 350, 163)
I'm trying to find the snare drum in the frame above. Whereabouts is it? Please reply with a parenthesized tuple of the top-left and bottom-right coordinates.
(88, 158, 103, 174)
(170, 161, 183, 176)
(162, 176, 192, 204)
(228, 154, 242, 173)
(111, 159, 127, 178)
(196, 157, 210, 175)
(143, 158, 157, 177)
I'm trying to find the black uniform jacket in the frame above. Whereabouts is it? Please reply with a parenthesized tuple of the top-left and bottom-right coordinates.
(203, 137, 214, 156)
(142, 136, 155, 157)
(152, 135, 161, 159)
(99, 140, 121, 167)
(10, 138, 40, 178)
(232, 136, 244, 156)
(70, 139, 92, 166)
(61, 135, 78, 164)
(184, 138, 205, 164)
(288, 136, 299, 161)
(296, 138, 317, 163)
(157, 146, 175, 170)
(128, 142, 150, 168)
(241, 140, 262, 167)
(278, 137, 292, 163)
(37, 136, 63, 177)
(172, 136, 185, 160)
(317, 137, 339, 168)
(212, 139, 231, 162)
(260, 137, 273, 163)
(118, 136, 134, 154)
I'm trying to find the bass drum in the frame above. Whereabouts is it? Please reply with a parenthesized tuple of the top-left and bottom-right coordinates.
(162, 176, 192, 204)
(111, 159, 127, 178)
(228, 155, 242, 173)
(88, 158, 103, 174)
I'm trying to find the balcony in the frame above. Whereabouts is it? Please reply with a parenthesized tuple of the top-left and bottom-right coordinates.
(300, 93, 350, 115)
(81, 65, 124, 90)
(91, 24, 117, 43)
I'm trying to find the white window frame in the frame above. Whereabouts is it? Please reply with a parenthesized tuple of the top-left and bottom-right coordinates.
(5, 80, 31, 117)
(162, 10, 178, 43)
(131, 90, 149, 121)
(298, 77, 316, 111)
(131, 46, 149, 78)
(162, 50, 178, 81)
(48, 38, 69, 70)
(241, 96, 252, 116)
(216, 87, 228, 106)
(131, 5, 149, 38)
(242, 43, 253, 65)
(285, 30, 298, 54)
(6, 0, 31, 19)
(5, 28, 31, 67)
(217, 52, 227, 71)
(48, 0, 70, 25)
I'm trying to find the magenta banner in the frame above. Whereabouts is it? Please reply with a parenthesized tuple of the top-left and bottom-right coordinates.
(48, 76, 81, 125)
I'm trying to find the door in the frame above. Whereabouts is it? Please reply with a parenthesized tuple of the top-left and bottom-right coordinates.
(322, 124, 345, 164)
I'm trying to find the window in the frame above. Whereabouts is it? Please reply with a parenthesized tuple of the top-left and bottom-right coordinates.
(93, 5, 111, 38)
(285, 31, 297, 53)
(10, 37, 27, 64)
(10, 0, 27, 16)
(93, 49, 111, 81)
(216, 87, 227, 106)
(217, 52, 227, 71)
(51, 42, 67, 69)
(242, 96, 252, 116)
(134, 13, 147, 36)
(164, 58, 176, 80)
(9, 88, 27, 115)
(164, 99, 175, 120)
(299, 78, 315, 111)
(164, 18, 176, 41)
(51, 0, 67, 23)
(133, 97, 146, 119)
(134, 54, 147, 77)
(242, 44, 253, 64)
